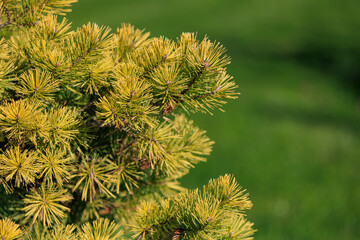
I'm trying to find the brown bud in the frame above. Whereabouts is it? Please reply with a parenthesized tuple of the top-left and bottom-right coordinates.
(99, 206, 112, 215)
(162, 102, 176, 115)
(203, 59, 211, 68)
(213, 85, 221, 93)
(140, 159, 151, 170)
(172, 228, 183, 240)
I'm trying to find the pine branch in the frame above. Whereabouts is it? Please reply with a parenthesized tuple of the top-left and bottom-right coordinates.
(180, 60, 208, 95)
(70, 44, 94, 68)
(78, 101, 94, 113)
(0, 2, 251, 238)
(0, 19, 12, 28)
(139, 53, 169, 78)
(1, 0, 11, 20)
(0, 0, 50, 29)
(193, 85, 222, 99)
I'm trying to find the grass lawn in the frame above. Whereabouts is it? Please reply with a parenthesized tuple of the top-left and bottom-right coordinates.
(68, 1, 360, 239)
(187, 58, 360, 239)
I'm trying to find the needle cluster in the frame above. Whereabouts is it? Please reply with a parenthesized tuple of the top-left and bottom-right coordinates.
(0, 1, 254, 239)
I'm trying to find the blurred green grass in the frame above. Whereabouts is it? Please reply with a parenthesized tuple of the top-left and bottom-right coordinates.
(68, 0, 360, 239)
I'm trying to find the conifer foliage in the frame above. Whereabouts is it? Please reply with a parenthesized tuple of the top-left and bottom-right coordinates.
(0, 0, 255, 239)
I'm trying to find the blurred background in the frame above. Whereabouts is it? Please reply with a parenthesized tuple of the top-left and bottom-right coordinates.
(68, 0, 360, 239)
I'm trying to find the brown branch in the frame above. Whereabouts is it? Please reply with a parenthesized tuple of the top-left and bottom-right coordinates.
(136, 217, 176, 240)
(70, 45, 94, 68)
(181, 59, 210, 95)
(161, 62, 214, 115)
(117, 139, 136, 156)
(193, 85, 222, 99)
(139, 53, 169, 78)
(136, 233, 145, 240)
(0, 19, 12, 28)
(78, 101, 94, 113)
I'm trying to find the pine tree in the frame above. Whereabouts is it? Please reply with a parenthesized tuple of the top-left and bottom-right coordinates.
(0, 1, 255, 239)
